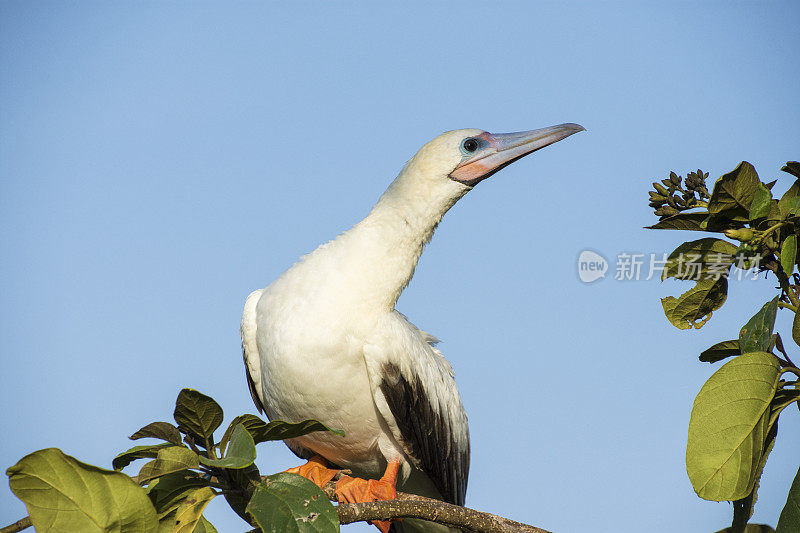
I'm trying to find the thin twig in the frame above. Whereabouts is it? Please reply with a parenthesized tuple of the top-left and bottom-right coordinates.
(765, 257, 800, 308)
(0, 516, 31, 533)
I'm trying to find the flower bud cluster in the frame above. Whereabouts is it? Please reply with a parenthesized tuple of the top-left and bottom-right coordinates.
(649, 170, 710, 218)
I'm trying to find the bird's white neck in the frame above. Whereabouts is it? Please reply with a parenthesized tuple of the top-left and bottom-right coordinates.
(302, 161, 470, 314)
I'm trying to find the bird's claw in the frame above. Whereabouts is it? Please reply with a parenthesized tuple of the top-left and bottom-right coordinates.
(335, 462, 400, 533)
(335, 476, 396, 533)
(284, 454, 339, 488)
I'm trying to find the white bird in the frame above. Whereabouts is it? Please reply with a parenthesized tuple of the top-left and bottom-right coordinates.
(241, 124, 583, 532)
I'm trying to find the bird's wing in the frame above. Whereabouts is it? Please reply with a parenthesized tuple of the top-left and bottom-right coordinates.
(241, 289, 266, 414)
(364, 311, 470, 506)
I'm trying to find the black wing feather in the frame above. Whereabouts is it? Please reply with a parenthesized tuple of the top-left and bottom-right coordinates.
(379, 362, 469, 506)
(242, 344, 266, 415)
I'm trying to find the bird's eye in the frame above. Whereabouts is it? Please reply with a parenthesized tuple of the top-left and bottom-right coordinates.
(462, 138, 479, 153)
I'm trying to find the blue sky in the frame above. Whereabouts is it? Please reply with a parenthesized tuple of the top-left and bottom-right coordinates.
(1, 2, 799, 532)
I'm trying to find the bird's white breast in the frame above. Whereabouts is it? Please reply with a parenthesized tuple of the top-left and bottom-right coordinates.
(253, 251, 401, 475)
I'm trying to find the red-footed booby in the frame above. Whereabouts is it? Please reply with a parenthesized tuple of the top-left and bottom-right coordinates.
(241, 124, 584, 532)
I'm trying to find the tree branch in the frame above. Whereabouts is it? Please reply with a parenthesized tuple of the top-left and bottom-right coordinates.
(0, 516, 31, 533)
(320, 481, 551, 533)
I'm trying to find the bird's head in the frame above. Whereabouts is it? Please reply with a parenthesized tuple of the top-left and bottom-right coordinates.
(380, 124, 584, 226)
(415, 123, 585, 188)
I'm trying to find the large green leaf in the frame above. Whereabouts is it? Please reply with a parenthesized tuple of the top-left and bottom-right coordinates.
(194, 516, 219, 533)
(219, 414, 269, 451)
(782, 199, 800, 220)
(7, 447, 158, 532)
(769, 387, 800, 429)
(158, 511, 179, 533)
(793, 310, 800, 348)
(255, 419, 344, 443)
(739, 298, 779, 354)
(662, 238, 738, 281)
(138, 446, 200, 483)
(131, 421, 184, 446)
(113, 443, 174, 471)
(221, 463, 262, 524)
(782, 162, 800, 179)
(646, 213, 711, 231)
(661, 277, 728, 330)
(686, 352, 781, 501)
(731, 421, 778, 533)
(221, 415, 344, 449)
(700, 339, 741, 364)
(750, 182, 773, 221)
(171, 486, 215, 533)
(779, 180, 800, 219)
(146, 470, 209, 518)
(173, 388, 224, 446)
(199, 424, 256, 469)
(708, 162, 760, 218)
(782, 235, 797, 275)
(777, 464, 800, 532)
(246, 473, 339, 533)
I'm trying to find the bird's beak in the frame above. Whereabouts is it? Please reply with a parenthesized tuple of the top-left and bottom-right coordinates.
(450, 123, 585, 186)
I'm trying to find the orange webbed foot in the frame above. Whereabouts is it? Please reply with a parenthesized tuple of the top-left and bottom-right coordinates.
(334, 460, 400, 533)
(285, 454, 339, 489)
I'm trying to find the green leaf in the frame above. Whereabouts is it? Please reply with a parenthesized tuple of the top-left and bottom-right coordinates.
(113, 443, 174, 471)
(769, 387, 800, 429)
(221, 462, 262, 524)
(752, 199, 783, 229)
(686, 352, 781, 501)
(773, 332, 788, 358)
(709, 162, 761, 218)
(194, 516, 219, 533)
(661, 277, 728, 330)
(171, 486, 215, 533)
(646, 213, 712, 231)
(7, 447, 158, 532)
(146, 470, 209, 517)
(662, 238, 738, 281)
(739, 298, 779, 354)
(779, 180, 800, 219)
(793, 310, 800, 348)
(256, 419, 345, 442)
(138, 446, 200, 483)
(782, 162, 800, 179)
(782, 199, 800, 219)
(221, 415, 344, 448)
(782, 235, 797, 275)
(700, 339, 741, 363)
(777, 464, 800, 532)
(750, 182, 773, 221)
(131, 421, 184, 446)
(731, 421, 778, 533)
(199, 424, 256, 469)
(219, 414, 269, 451)
(173, 388, 224, 447)
(158, 510, 179, 533)
(246, 473, 339, 533)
